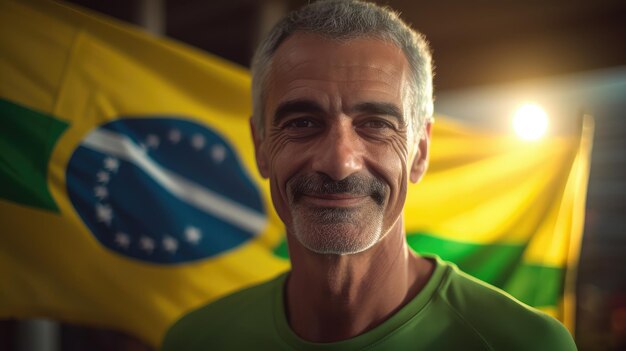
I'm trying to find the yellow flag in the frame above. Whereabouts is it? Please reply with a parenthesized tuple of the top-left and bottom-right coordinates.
(0, 0, 591, 346)
(0, 0, 288, 346)
(405, 116, 593, 330)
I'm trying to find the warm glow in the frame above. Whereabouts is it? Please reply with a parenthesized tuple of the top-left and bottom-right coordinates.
(513, 103, 548, 140)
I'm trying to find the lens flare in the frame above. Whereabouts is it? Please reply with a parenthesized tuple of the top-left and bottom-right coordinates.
(513, 103, 548, 140)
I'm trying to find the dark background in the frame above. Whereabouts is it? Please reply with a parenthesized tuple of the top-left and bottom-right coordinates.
(62, 0, 626, 91)
(2, 1, 625, 350)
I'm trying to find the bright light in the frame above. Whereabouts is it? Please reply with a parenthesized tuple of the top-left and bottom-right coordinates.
(512, 103, 548, 140)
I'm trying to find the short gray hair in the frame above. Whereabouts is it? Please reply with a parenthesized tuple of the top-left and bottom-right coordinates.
(251, 0, 434, 138)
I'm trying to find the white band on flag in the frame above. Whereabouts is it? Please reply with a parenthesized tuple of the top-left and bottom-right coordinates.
(82, 129, 266, 235)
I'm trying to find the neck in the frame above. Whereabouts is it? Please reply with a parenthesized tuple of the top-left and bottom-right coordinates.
(284, 218, 433, 342)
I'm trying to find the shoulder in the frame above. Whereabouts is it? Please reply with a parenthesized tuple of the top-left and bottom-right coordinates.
(160, 273, 285, 351)
(435, 259, 577, 350)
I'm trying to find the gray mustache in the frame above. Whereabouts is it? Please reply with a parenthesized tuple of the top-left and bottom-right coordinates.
(288, 173, 386, 206)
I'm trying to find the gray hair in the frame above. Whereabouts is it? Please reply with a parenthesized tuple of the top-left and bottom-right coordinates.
(251, 0, 434, 138)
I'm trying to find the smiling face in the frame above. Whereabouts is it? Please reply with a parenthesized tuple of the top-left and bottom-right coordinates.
(253, 33, 430, 255)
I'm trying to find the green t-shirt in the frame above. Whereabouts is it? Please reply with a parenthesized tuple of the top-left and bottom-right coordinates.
(162, 256, 577, 350)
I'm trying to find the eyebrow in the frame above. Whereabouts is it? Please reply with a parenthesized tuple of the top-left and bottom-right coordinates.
(350, 102, 405, 124)
(273, 99, 326, 126)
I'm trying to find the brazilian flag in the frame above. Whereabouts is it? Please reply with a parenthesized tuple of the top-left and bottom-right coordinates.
(0, 0, 591, 347)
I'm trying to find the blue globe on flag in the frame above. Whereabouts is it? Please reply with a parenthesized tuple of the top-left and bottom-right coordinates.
(66, 117, 266, 264)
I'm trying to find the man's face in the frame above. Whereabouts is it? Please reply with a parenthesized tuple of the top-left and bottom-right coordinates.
(253, 33, 430, 255)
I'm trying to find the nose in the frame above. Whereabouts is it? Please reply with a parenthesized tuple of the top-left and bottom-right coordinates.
(311, 119, 364, 181)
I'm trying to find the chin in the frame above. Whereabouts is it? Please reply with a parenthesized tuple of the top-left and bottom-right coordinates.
(291, 210, 384, 255)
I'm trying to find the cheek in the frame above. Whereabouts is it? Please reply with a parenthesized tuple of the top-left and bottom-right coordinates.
(371, 135, 409, 186)
(265, 137, 310, 218)
(267, 135, 310, 182)
(266, 152, 294, 226)
(370, 136, 410, 212)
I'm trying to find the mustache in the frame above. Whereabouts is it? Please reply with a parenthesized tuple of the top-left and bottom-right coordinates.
(288, 173, 386, 206)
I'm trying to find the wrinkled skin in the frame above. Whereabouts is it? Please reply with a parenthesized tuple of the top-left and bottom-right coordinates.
(251, 33, 433, 342)
(253, 33, 429, 252)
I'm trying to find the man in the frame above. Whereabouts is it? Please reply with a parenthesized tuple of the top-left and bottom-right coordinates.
(162, 1, 577, 349)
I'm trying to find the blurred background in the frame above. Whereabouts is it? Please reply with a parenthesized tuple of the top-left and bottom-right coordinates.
(1, 0, 625, 350)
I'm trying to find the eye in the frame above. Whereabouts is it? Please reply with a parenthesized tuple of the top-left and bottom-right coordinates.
(284, 118, 319, 129)
(361, 119, 394, 129)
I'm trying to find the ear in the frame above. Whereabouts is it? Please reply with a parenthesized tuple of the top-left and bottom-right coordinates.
(250, 118, 269, 178)
(409, 121, 432, 183)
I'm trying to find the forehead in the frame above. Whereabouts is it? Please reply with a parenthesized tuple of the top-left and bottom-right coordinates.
(266, 33, 410, 112)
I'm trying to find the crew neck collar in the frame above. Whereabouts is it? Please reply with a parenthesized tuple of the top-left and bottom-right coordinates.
(272, 254, 448, 350)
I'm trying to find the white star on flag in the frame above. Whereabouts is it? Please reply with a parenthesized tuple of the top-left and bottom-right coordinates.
(162, 236, 179, 253)
(191, 134, 205, 150)
(115, 232, 131, 249)
(146, 134, 160, 149)
(184, 226, 202, 245)
(94, 185, 108, 199)
(96, 171, 110, 183)
(95, 203, 113, 226)
(210, 144, 227, 163)
(103, 157, 120, 173)
(139, 236, 155, 254)
(168, 129, 182, 144)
